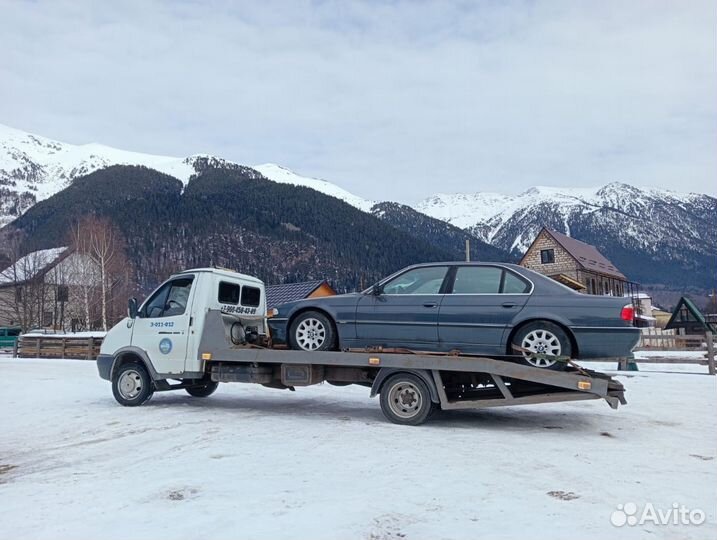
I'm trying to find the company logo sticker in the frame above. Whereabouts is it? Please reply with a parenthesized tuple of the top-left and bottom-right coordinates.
(159, 338, 173, 355)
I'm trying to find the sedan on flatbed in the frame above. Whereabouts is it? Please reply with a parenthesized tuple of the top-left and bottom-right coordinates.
(267, 262, 640, 369)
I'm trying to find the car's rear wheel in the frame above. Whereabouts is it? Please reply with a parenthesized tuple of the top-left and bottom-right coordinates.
(289, 311, 336, 352)
(512, 321, 571, 370)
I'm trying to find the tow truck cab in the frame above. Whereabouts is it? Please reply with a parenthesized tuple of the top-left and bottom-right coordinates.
(97, 268, 267, 382)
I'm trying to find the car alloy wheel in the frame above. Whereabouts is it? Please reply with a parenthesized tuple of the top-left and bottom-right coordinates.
(295, 317, 327, 351)
(521, 329, 562, 368)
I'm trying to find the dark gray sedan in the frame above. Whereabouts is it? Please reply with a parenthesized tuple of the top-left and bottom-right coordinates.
(267, 262, 640, 369)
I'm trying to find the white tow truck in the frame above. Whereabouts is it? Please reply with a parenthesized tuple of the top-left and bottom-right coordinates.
(97, 267, 626, 425)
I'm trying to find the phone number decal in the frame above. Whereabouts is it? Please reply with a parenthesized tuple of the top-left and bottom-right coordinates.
(221, 305, 258, 315)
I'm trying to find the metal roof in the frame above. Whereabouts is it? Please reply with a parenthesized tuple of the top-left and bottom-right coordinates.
(266, 280, 326, 309)
(546, 229, 626, 280)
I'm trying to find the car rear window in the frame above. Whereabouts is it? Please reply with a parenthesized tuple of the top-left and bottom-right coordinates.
(502, 271, 530, 293)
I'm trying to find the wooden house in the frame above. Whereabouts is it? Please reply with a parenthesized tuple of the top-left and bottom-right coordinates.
(665, 296, 716, 336)
(520, 228, 634, 296)
(265, 280, 337, 310)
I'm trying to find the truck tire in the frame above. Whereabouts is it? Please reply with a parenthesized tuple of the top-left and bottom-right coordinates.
(288, 311, 336, 352)
(186, 381, 219, 398)
(379, 373, 434, 426)
(112, 362, 154, 406)
(512, 321, 571, 371)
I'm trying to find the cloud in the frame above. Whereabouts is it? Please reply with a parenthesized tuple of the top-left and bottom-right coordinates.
(0, 0, 714, 201)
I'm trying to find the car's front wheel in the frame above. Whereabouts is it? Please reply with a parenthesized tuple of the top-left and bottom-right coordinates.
(288, 311, 336, 352)
(512, 321, 571, 370)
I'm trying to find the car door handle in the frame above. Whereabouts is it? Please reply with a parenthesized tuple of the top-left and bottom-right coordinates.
(501, 302, 517, 308)
(423, 302, 438, 308)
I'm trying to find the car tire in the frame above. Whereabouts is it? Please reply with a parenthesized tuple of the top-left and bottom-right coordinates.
(112, 362, 154, 406)
(186, 381, 219, 398)
(512, 321, 571, 370)
(288, 311, 336, 352)
(379, 373, 435, 426)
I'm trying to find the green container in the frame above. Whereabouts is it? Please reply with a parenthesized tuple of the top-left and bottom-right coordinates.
(0, 327, 22, 348)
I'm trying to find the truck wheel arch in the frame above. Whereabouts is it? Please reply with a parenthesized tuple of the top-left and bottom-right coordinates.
(110, 347, 160, 381)
(370, 368, 440, 404)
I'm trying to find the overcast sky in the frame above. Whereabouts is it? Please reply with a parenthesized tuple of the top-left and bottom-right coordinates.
(1, 1, 714, 202)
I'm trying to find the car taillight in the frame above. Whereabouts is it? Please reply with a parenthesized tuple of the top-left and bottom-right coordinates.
(621, 304, 634, 322)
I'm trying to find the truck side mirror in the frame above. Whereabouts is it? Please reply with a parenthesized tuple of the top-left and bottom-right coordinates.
(128, 297, 139, 319)
(371, 284, 383, 296)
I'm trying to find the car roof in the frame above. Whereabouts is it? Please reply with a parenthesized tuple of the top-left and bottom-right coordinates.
(400, 261, 521, 270)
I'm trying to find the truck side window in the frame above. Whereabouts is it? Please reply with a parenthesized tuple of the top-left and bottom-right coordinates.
(218, 281, 240, 305)
(163, 278, 193, 317)
(143, 282, 172, 318)
(241, 286, 261, 307)
(142, 277, 194, 318)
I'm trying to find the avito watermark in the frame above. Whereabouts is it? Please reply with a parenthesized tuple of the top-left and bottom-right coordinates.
(611, 502, 706, 527)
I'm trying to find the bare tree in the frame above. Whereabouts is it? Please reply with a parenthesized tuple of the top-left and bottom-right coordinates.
(70, 216, 130, 330)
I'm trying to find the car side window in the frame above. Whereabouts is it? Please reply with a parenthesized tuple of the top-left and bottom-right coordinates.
(382, 266, 448, 295)
(142, 278, 194, 318)
(452, 267, 502, 294)
(503, 270, 530, 293)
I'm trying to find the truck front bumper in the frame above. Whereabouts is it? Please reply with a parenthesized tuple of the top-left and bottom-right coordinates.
(97, 354, 113, 381)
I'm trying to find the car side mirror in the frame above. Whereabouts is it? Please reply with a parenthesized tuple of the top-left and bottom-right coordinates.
(371, 284, 383, 296)
(128, 297, 139, 319)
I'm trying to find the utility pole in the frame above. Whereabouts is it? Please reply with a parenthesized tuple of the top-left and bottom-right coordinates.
(465, 239, 470, 262)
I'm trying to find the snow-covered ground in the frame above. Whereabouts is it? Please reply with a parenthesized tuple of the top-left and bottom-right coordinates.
(0, 357, 714, 540)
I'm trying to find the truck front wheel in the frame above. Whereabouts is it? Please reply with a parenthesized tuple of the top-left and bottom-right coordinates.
(186, 381, 219, 398)
(379, 373, 435, 426)
(112, 362, 154, 406)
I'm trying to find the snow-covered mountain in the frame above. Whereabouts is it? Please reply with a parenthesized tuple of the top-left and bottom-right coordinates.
(416, 184, 712, 253)
(1, 123, 714, 292)
(416, 183, 716, 290)
(253, 163, 374, 212)
(0, 124, 373, 226)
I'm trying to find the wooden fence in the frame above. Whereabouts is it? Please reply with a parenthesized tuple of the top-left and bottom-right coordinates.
(634, 332, 715, 375)
(14, 335, 104, 360)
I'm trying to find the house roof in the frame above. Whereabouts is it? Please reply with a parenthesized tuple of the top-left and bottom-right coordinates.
(0, 247, 69, 286)
(546, 229, 626, 280)
(266, 280, 327, 309)
(665, 296, 716, 333)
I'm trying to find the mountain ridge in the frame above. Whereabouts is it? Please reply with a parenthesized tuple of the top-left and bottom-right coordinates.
(1, 124, 714, 300)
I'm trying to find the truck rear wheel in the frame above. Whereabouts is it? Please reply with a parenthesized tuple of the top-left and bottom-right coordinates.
(112, 362, 154, 406)
(186, 381, 219, 398)
(379, 373, 434, 426)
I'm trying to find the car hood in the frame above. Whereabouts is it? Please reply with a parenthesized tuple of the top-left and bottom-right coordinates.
(273, 293, 361, 315)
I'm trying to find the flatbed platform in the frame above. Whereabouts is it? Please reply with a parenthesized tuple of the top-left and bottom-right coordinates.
(197, 311, 626, 423)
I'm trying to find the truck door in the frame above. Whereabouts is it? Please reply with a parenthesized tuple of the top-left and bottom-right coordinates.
(131, 275, 196, 375)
